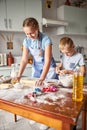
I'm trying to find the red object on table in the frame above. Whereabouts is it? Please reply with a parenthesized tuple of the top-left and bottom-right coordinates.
(42, 86, 57, 92)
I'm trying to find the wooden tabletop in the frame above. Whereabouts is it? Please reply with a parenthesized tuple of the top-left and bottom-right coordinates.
(0, 84, 87, 130)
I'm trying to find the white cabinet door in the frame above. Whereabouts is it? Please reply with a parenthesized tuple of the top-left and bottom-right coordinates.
(25, 0, 42, 31)
(0, 0, 42, 32)
(6, 0, 25, 31)
(57, 5, 87, 35)
(0, 0, 25, 31)
(0, 0, 6, 30)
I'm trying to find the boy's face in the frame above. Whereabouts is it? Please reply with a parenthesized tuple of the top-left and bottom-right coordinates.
(60, 46, 75, 56)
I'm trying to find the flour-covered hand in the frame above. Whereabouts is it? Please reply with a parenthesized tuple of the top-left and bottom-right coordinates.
(35, 79, 44, 87)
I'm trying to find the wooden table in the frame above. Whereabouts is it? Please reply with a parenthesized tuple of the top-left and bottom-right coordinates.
(0, 86, 87, 130)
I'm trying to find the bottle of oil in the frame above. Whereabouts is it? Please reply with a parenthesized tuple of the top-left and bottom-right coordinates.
(72, 71, 83, 102)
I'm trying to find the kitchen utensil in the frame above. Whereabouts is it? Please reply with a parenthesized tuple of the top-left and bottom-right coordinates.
(59, 74, 73, 87)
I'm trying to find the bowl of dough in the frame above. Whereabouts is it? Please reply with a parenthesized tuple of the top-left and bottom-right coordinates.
(59, 74, 73, 87)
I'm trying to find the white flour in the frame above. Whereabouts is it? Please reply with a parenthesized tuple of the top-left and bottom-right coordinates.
(0, 85, 72, 105)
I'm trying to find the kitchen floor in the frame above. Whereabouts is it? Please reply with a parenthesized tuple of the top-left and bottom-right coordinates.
(0, 110, 87, 130)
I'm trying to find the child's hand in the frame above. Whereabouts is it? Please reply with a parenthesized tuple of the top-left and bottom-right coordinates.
(59, 70, 74, 75)
(11, 76, 20, 84)
(55, 67, 61, 74)
(59, 70, 68, 75)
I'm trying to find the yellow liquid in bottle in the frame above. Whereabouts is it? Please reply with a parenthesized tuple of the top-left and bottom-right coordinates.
(72, 73, 83, 102)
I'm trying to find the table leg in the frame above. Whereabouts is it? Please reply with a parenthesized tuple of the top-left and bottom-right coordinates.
(73, 125, 76, 130)
(14, 114, 17, 122)
(82, 100, 86, 130)
(62, 122, 70, 130)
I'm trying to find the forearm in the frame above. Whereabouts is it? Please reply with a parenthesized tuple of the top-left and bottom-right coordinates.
(56, 63, 63, 74)
(40, 63, 50, 80)
(79, 65, 86, 76)
(59, 69, 74, 75)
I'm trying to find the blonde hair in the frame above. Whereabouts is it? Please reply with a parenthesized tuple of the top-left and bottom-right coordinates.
(59, 37, 74, 50)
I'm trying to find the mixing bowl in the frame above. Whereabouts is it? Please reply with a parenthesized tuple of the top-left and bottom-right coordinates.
(59, 74, 73, 87)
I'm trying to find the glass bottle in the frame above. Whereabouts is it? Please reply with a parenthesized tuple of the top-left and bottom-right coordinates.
(72, 71, 84, 102)
(7, 52, 14, 66)
(10, 64, 18, 78)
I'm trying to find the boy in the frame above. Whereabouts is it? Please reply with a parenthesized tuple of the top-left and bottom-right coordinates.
(56, 37, 86, 76)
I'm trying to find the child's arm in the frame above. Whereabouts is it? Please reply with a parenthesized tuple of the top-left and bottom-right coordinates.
(55, 63, 63, 74)
(59, 69, 74, 75)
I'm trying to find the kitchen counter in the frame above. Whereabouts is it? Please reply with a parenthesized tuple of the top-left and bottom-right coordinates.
(0, 64, 32, 77)
(0, 64, 32, 70)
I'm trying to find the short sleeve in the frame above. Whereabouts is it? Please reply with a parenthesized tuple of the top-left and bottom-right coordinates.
(23, 38, 31, 48)
(42, 35, 52, 49)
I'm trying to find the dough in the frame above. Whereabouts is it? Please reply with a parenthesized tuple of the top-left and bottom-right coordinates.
(0, 83, 12, 89)
(20, 79, 36, 86)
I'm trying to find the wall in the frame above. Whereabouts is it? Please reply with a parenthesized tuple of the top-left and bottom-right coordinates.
(0, 31, 25, 56)
(42, 0, 58, 19)
(42, 0, 87, 61)
(58, 0, 65, 7)
(0, 0, 87, 61)
(42, 27, 87, 61)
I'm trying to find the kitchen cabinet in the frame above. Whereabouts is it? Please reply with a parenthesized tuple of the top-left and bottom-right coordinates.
(24, 0, 42, 31)
(0, 0, 42, 32)
(0, 0, 6, 30)
(0, 0, 25, 31)
(57, 5, 87, 35)
(42, 18, 68, 27)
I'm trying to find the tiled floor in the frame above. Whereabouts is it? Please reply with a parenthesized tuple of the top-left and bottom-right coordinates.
(0, 110, 55, 130)
(0, 110, 87, 130)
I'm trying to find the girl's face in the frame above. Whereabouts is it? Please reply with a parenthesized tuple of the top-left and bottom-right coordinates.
(60, 46, 75, 56)
(23, 26, 38, 40)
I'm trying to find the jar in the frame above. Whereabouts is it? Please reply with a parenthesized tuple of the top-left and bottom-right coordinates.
(72, 72, 84, 102)
(7, 52, 14, 66)
(10, 64, 19, 78)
